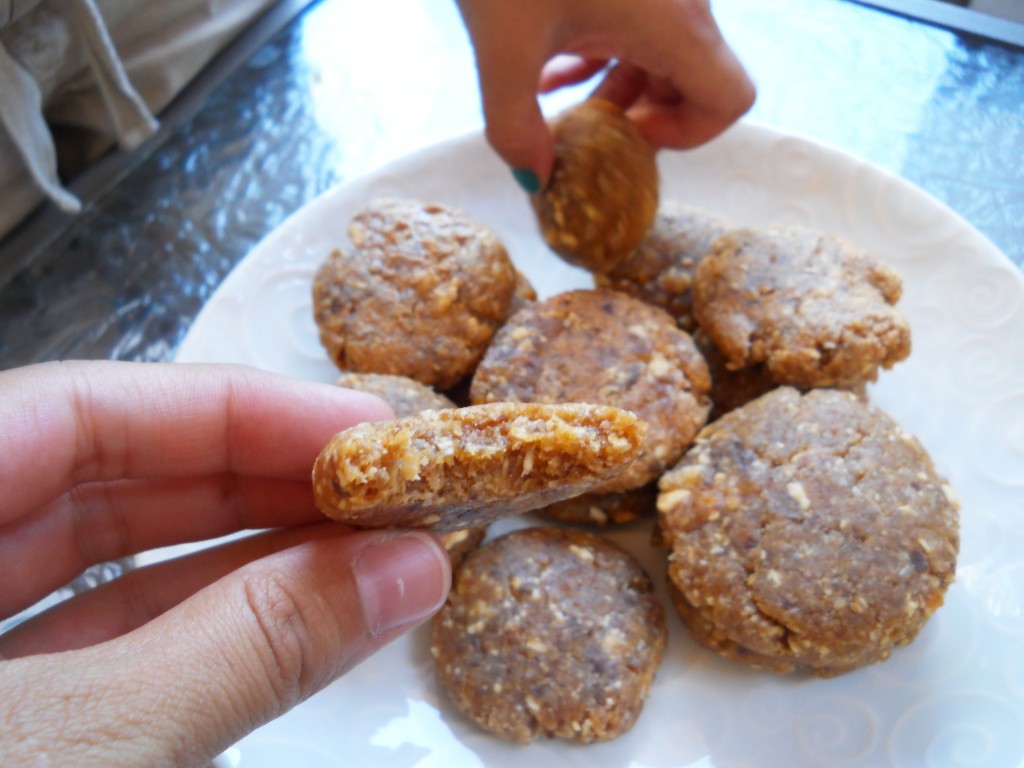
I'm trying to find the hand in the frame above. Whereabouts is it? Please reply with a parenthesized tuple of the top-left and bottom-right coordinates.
(0, 361, 451, 767)
(456, 0, 755, 190)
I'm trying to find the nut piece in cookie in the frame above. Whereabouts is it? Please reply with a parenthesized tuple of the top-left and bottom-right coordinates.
(471, 288, 710, 493)
(313, 199, 516, 389)
(693, 226, 911, 388)
(658, 387, 959, 677)
(431, 527, 666, 743)
(313, 402, 645, 533)
(535, 484, 657, 527)
(595, 203, 729, 331)
(532, 100, 658, 273)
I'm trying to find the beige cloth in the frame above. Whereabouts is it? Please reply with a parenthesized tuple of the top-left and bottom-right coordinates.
(0, 0, 277, 240)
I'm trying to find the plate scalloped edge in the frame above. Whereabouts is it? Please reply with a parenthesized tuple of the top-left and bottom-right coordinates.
(173, 121, 1024, 768)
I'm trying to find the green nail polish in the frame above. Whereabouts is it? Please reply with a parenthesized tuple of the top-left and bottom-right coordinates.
(511, 167, 541, 194)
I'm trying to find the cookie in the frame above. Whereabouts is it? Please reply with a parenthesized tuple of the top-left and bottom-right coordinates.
(333, 373, 487, 557)
(532, 99, 658, 273)
(658, 387, 959, 677)
(333, 372, 456, 417)
(441, 265, 540, 406)
(692, 226, 911, 388)
(431, 527, 666, 743)
(508, 268, 538, 317)
(693, 330, 868, 422)
(535, 484, 657, 527)
(692, 329, 779, 421)
(595, 203, 729, 331)
(312, 199, 516, 389)
(440, 526, 488, 568)
(313, 401, 645, 533)
(470, 288, 711, 492)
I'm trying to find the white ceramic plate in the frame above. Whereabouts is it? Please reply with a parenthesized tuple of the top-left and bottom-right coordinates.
(170, 122, 1024, 767)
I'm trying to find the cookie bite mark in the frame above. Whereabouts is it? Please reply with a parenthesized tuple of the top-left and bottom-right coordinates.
(471, 288, 710, 492)
(313, 402, 646, 532)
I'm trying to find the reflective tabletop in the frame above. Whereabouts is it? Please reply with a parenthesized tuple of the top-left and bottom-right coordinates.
(0, 0, 1022, 368)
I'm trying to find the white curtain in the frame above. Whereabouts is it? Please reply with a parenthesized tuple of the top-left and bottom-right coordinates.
(0, 0, 277, 239)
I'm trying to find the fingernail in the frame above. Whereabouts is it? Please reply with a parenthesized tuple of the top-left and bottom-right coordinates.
(511, 167, 542, 194)
(351, 532, 450, 638)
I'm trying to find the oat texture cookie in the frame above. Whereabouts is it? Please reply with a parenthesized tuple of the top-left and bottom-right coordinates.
(432, 527, 666, 743)
(692, 329, 779, 421)
(693, 226, 911, 388)
(312, 199, 516, 389)
(658, 387, 959, 677)
(471, 288, 711, 492)
(595, 203, 729, 331)
(313, 402, 645, 533)
(693, 330, 867, 422)
(535, 484, 658, 527)
(440, 526, 488, 568)
(532, 99, 658, 273)
(508, 268, 538, 317)
(334, 372, 456, 416)
(333, 372, 486, 559)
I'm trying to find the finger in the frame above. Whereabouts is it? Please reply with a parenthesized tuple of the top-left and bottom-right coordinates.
(632, 49, 755, 149)
(0, 361, 392, 524)
(628, 4, 756, 149)
(466, 23, 555, 188)
(538, 55, 609, 94)
(0, 522, 351, 658)
(630, 96, 752, 149)
(0, 529, 451, 766)
(0, 474, 320, 619)
(590, 61, 650, 110)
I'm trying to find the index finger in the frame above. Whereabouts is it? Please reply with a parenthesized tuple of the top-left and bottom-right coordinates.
(600, 3, 755, 149)
(0, 361, 393, 523)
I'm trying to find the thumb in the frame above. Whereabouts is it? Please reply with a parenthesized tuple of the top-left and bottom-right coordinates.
(0, 530, 450, 767)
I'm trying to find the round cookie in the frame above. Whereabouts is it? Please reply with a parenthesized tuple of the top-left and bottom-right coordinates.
(595, 203, 730, 331)
(431, 527, 666, 743)
(657, 387, 959, 677)
(470, 288, 711, 493)
(312, 198, 516, 389)
(692, 226, 911, 389)
(334, 372, 456, 417)
(313, 401, 645, 533)
(532, 99, 658, 273)
(535, 484, 657, 527)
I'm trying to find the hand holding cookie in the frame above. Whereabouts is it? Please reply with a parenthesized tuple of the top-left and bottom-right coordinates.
(0, 361, 451, 767)
(455, 0, 755, 188)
